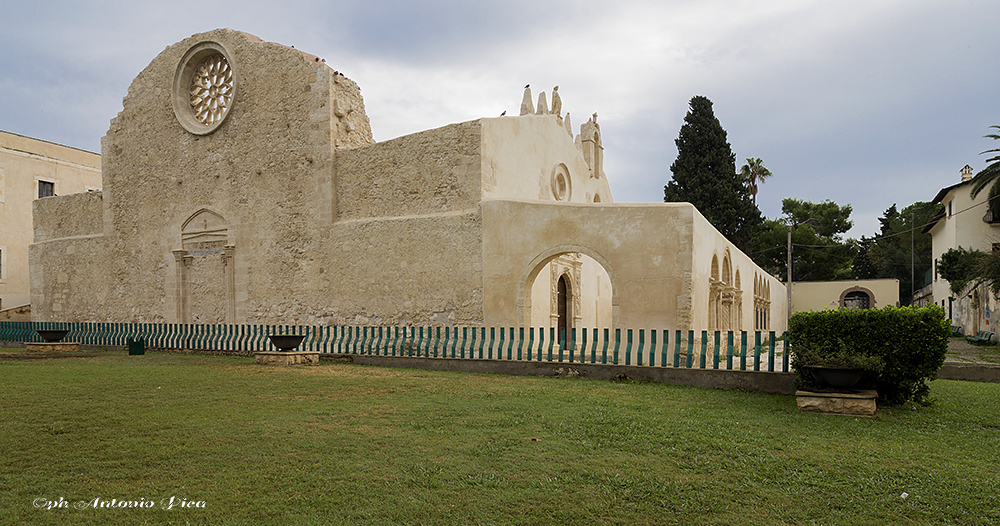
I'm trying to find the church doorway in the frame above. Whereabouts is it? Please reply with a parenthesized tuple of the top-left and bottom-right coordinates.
(526, 251, 613, 332)
(557, 274, 570, 342)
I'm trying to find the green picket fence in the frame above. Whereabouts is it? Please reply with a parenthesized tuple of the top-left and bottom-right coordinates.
(0, 321, 791, 372)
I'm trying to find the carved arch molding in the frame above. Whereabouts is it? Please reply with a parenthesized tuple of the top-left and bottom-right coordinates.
(709, 251, 743, 331)
(839, 286, 874, 310)
(172, 209, 236, 324)
(550, 254, 583, 328)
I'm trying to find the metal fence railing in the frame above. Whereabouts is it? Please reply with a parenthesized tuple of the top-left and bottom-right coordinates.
(0, 321, 790, 372)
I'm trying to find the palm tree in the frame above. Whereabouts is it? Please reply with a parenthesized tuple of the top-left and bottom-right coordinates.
(969, 125, 1000, 216)
(738, 157, 772, 205)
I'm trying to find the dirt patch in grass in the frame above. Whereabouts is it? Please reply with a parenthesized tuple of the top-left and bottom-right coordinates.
(297, 362, 436, 379)
(0, 352, 101, 360)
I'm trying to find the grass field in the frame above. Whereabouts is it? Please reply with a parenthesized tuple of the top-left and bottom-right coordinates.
(1, 349, 998, 525)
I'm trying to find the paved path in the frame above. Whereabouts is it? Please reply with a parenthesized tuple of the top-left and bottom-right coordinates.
(946, 337, 999, 364)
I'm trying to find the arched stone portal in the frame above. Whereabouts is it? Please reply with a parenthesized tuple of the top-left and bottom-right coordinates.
(518, 245, 618, 329)
(172, 208, 235, 324)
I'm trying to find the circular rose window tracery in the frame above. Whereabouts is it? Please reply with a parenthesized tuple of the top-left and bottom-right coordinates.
(189, 54, 233, 126)
(172, 41, 236, 135)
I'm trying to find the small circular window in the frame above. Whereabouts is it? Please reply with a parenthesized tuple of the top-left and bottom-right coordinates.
(551, 164, 572, 201)
(172, 41, 235, 135)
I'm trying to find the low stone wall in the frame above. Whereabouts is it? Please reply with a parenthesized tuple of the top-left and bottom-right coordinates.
(25, 342, 81, 353)
(938, 363, 1000, 383)
(796, 389, 877, 417)
(321, 353, 796, 395)
(0, 305, 31, 322)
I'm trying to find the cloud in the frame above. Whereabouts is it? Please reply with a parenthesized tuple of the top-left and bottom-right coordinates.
(1, 0, 998, 242)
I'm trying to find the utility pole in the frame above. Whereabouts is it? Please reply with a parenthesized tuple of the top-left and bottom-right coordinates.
(787, 226, 793, 322)
(786, 218, 819, 322)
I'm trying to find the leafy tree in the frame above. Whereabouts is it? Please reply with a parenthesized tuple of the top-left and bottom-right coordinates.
(975, 250, 1000, 297)
(750, 198, 857, 281)
(852, 202, 941, 303)
(738, 157, 772, 205)
(664, 96, 762, 252)
(968, 125, 1000, 216)
(853, 236, 881, 280)
(937, 247, 986, 294)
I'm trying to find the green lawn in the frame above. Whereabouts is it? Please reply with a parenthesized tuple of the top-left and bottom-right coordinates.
(1, 350, 998, 525)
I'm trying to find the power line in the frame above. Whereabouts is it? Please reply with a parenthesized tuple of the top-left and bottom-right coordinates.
(750, 188, 998, 256)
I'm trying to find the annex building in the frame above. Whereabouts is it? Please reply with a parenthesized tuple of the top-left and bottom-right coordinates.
(0, 131, 101, 318)
(29, 29, 787, 333)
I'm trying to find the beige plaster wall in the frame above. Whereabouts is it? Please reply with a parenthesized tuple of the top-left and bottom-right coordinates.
(0, 130, 101, 310)
(689, 210, 787, 333)
(791, 279, 899, 313)
(481, 115, 612, 203)
(483, 199, 696, 330)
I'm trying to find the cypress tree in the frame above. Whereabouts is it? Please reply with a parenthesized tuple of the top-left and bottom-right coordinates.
(664, 95, 761, 251)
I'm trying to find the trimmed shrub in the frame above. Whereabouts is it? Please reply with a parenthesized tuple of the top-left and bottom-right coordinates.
(789, 305, 950, 405)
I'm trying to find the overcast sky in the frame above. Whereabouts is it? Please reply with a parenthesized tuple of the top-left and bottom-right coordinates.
(2, 0, 998, 238)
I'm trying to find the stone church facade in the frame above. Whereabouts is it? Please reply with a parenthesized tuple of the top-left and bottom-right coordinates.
(30, 29, 786, 332)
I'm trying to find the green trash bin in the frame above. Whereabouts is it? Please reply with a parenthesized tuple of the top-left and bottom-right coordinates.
(127, 337, 145, 356)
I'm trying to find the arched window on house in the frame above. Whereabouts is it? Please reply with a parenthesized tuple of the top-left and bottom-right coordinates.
(840, 286, 875, 310)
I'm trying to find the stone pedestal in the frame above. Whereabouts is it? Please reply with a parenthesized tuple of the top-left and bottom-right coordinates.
(253, 351, 320, 366)
(796, 389, 877, 417)
(25, 342, 81, 353)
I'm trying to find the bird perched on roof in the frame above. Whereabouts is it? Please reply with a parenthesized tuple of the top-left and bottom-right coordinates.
(500, 111, 506, 116)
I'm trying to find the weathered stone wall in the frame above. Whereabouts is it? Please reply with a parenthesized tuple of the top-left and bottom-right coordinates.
(250, 211, 484, 326)
(0, 304, 30, 321)
(31, 29, 483, 326)
(87, 29, 378, 324)
(28, 28, 785, 331)
(335, 121, 482, 220)
(33, 191, 103, 242)
(30, 191, 108, 321)
(30, 234, 110, 321)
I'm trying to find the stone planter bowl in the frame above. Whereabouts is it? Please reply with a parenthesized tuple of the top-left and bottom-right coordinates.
(37, 329, 70, 343)
(268, 334, 305, 352)
(807, 366, 865, 389)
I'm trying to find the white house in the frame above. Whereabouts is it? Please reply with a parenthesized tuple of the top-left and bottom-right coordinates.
(924, 165, 1000, 336)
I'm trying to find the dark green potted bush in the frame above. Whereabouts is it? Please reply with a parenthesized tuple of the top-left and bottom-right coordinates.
(789, 306, 949, 404)
(792, 338, 884, 389)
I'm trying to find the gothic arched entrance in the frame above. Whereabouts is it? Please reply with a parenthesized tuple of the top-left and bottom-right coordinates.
(557, 274, 570, 342)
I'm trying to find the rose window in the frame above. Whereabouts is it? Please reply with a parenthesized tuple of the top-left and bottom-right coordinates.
(189, 54, 233, 126)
